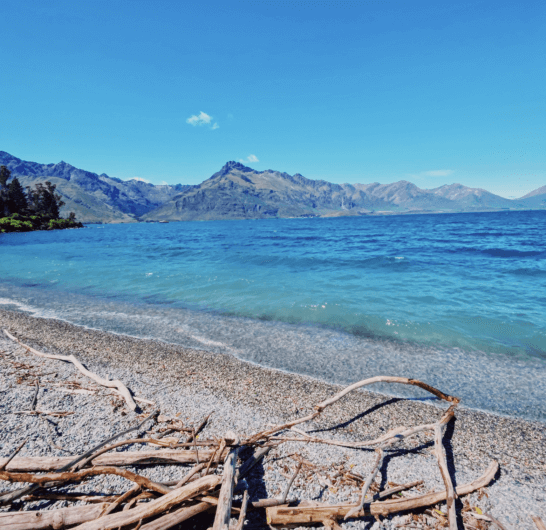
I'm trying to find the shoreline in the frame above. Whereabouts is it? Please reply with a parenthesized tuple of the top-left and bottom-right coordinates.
(1, 307, 545, 527)
(1, 301, 541, 427)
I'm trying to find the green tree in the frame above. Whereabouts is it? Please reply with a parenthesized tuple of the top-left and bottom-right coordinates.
(0, 166, 9, 188)
(28, 181, 65, 218)
(0, 166, 10, 216)
(7, 177, 28, 214)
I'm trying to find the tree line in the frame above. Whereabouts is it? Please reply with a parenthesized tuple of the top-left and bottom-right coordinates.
(0, 165, 83, 232)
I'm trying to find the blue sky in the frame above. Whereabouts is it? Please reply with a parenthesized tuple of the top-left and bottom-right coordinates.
(1, 0, 544, 198)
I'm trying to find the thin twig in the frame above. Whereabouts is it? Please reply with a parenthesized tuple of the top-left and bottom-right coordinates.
(281, 462, 302, 504)
(235, 490, 249, 530)
(485, 513, 508, 530)
(30, 380, 39, 411)
(192, 428, 200, 465)
(185, 412, 213, 443)
(203, 446, 219, 477)
(174, 462, 207, 488)
(345, 448, 385, 519)
(0, 438, 28, 471)
(101, 484, 141, 517)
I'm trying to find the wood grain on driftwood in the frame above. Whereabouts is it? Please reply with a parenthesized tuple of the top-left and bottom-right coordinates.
(71, 475, 221, 530)
(0, 503, 109, 530)
(0, 449, 216, 472)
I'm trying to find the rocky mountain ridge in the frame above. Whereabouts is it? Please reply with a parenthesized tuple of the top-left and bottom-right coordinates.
(0, 151, 189, 223)
(142, 161, 538, 221)
(1, 152, 544, 223)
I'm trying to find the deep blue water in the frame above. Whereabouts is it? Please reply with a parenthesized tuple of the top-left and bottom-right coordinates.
(1, 210, 545, 420)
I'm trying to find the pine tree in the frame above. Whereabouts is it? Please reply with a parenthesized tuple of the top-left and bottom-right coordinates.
(0, 166, 10, 216)
(0, 166, 9, 189)
(7, 177, 28, 213)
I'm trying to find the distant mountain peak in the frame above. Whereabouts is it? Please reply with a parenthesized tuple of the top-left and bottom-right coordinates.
(219, 161, 254, 175)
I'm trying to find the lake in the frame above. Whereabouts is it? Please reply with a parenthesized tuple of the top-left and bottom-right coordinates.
(1, 210, 545, 420)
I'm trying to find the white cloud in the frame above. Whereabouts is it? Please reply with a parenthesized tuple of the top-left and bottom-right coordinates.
(211, 122, 219, 130)
(422, 169, 454, 177)
(160, 181, 168, 185)
(247, 154, 259, 162)
(186, 111, 212, 126)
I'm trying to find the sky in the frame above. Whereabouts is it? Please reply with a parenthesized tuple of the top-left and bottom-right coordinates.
(1, 0, 544, 198)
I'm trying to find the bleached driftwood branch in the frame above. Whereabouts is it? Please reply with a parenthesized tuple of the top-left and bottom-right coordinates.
(3, 329, 138, 411)
(0, 449, 220, 472)
(266, 461, 498, 525)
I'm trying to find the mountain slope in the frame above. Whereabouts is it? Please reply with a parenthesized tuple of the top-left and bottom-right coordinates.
(517, 185, 546, 209)
(521, 185, 546, 199)
(142, 162, 518, 221)
(2, 152, 541, 223)
(0, 151, 188, 223)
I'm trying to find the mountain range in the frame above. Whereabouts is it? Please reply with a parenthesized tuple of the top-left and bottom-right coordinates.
(1, 151, 544, 223)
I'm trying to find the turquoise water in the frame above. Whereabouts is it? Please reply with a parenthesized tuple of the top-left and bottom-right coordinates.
(1, 211, 545, 420)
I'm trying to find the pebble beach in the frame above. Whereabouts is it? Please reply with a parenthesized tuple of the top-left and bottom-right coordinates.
(0, 307, 545, 529)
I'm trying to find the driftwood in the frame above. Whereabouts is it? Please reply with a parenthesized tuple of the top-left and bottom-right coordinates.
(372, 480, 423, 500)
(0, 409, 158, 505)
(0, 438, 27, 472)
(0, 361, 513, 530)
(212, 446, 238, 530)
(139, 501, 212, 530)
(3, 329, 137, 411)
(345, 448, 385, 519)
(0, 466, 172, 495)
(248, 375, 458, 445)
(0, 502, 109, 530)
(71, 474, 221, 530)
(266, 461, 498, 526)
(0, 449, 215, 472)
(100, 483, 140, 517)
(533, 516, 546, 530)
(434, 422, 457, 530)
(186, 412, 213, 443)
(235, 490, 249, 530)
(0, 491, 156, 503)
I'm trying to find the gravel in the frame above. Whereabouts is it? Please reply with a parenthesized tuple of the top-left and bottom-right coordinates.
(0, 308, 544, 529)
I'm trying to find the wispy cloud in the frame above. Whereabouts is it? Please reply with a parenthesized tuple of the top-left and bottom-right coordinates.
(211, 122, 219, 130)
(247, 154, 259, 162)
(186, 111, 213, 127)
(130, 177, 150, 183)
(422, 169, 454, 177)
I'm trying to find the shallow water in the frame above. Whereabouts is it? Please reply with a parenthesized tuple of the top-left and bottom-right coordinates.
(1, 211, 545, 420)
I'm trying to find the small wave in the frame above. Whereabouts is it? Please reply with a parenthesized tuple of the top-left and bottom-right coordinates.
(482, 248, 545, 258)
(510, 268, 546, 277)
(448, 247, 545, 258)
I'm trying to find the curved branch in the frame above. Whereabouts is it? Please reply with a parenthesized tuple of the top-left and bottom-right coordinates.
(3, 329, 138, 411)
